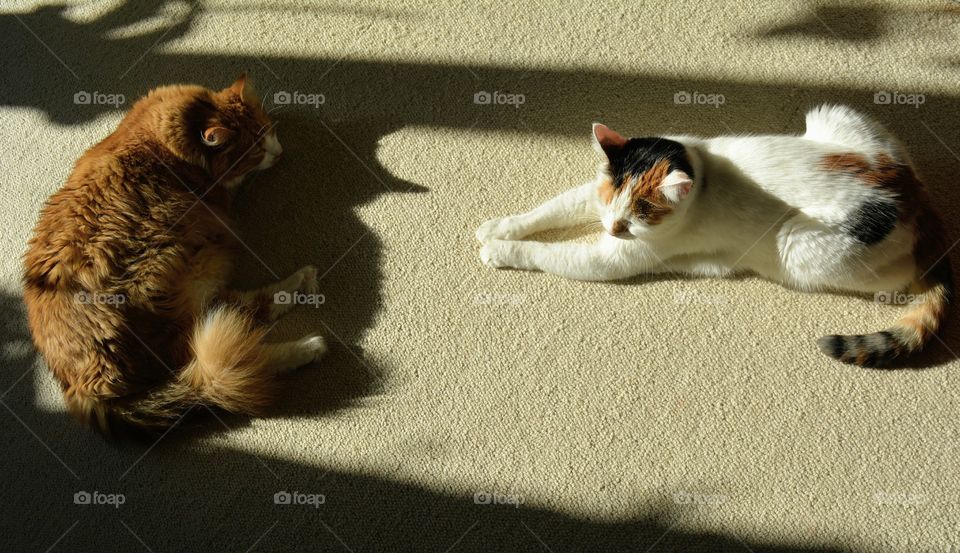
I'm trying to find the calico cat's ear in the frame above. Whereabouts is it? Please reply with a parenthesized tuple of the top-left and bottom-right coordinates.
(658, 170, 693, 203)
(592, 123, 628, 158)
(201, 126, 234, 147)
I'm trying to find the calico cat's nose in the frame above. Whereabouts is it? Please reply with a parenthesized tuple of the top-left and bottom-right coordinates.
(608, 219, 630, 237)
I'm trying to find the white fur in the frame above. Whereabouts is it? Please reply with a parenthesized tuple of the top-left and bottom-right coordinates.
(262, 335, 327, 374)
(476, 105, 917, 294)
(222, 132, 283, 190)
(222, 176, 246, 190)
(258, 132, 283, 170)
(658, 170, 692, 203)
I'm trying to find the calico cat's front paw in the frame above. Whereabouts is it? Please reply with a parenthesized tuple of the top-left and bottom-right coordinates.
(476, 217, 524, 243)
(479, 240, 517, 268)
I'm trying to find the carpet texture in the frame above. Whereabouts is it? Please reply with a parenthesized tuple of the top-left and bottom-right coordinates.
(1, 1, 959, 551)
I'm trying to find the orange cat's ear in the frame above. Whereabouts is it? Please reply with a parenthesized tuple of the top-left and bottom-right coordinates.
(228, 73, 247, 97)
(226, 72, 259, 104)
(201, 126, 234, 147)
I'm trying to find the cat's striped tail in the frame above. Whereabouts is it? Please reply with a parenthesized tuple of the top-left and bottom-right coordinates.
(817, 254, 953, 368)
(66, 306, 278, 437)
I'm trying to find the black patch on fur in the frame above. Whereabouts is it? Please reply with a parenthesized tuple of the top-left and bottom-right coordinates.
(860, 343, 880, 367)
(605, 137, 693, 187)
(842, 197, 899, 245)
(817, 334, 846, 359)
(817, 331, 905, 367)
(876, 331, 900, 359)
(877, 330, 896, 343)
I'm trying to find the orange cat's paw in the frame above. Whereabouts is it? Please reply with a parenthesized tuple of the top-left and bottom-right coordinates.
(297, 265, 319, 294)
(300, 334, 328, 361)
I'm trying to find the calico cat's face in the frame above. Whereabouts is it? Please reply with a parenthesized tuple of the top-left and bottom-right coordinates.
(592, 124, 695, 238)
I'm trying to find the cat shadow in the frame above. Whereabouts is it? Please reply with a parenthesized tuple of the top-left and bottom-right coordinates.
(754, 2, 960, 43)
(757, 3, 886, 42)
(220, 112, 428, 422)
(0, 294, 864, 552)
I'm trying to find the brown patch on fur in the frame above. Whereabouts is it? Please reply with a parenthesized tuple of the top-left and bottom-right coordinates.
(628, 159, 674, 225)
(819, 153, 924, 219)
(22, 76, 286, 437)
(820, 152, 871, 175)
(600, 160, 677, 224)
(597, 177, 616, 205)
(610, 220, 628, 235)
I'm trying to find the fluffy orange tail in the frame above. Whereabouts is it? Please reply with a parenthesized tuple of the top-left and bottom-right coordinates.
(66, 307, 277, 436)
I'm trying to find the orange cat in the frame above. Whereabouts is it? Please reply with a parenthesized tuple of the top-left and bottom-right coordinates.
(23, 75, 327, 437)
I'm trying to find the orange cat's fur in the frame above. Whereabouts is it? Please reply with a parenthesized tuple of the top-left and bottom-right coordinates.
(23, 75, 327, 437)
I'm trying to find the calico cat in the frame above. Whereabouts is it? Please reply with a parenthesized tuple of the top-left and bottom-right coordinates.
(23, 75, 327, 436)
(476, 105, 953, 367)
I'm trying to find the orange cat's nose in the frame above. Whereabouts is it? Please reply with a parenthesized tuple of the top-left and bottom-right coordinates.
(263, 133, 283, 156)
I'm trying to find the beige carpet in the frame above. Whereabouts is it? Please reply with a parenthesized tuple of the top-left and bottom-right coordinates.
(2, 1, 959, 551)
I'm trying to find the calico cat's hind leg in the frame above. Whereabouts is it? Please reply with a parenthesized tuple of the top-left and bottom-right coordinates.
(775, 211, 915, 293)
(476, 182, 598, 242)
(235, 265, 319, 321)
